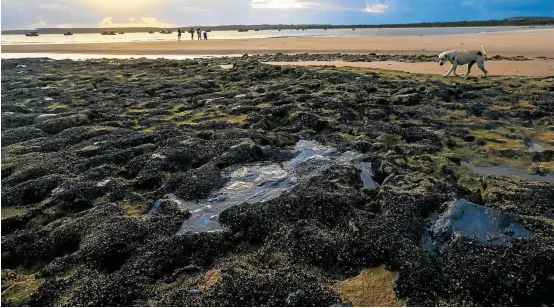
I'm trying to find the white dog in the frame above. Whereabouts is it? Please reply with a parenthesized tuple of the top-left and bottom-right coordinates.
(438, 46, 488, 78)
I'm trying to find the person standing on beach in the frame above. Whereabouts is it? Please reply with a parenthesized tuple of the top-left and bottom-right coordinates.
(203, 31, 208, 40)
(190, 28, 194, 40)
(177, 28, 182, 41)
(197, 28, 201, 40)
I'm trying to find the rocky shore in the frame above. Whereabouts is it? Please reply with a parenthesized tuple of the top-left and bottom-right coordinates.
(2, 56, 554, 306)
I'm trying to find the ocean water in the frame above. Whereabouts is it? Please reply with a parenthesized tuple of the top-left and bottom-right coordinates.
(1, 26, 528, 45)
(0, 53, 229, 60)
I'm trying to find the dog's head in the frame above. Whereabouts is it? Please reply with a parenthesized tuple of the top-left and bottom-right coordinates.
(438, 52, 449, 66)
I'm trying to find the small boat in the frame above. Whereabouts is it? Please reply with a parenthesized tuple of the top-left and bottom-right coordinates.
(278, 29, 281, 31)
(148, 30, 154, 34)
(25, 32, 39, 37)
(118, 32, 125, 34)
(101, 31, 117, 35)
(160, 30, 173, 34)
(254, 29, 260, 31)
(352, 28, 356, 31)
(238, 29, 249, 32)
(205, 29, 212, 33)
(63, 31, 73, 36)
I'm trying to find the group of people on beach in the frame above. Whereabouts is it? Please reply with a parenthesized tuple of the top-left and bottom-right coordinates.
(177, 28, 208, 41)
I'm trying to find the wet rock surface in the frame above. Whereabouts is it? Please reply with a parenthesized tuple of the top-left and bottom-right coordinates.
(1, 57, 554, 307)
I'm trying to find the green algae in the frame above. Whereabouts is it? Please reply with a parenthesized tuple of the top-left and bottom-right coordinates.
(1, 207, 26, 219)
(1, 275, 43, 306)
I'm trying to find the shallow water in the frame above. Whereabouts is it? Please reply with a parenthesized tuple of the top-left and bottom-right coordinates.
(175, 140, 376, 233)
(1, 27, 529, 46)
(1, 53, 231, 61)
(461, 162, 554, 183)
(422, 200, 533, 252)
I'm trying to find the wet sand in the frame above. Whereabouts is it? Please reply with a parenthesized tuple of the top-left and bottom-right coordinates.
(3, 28, 554, 58)
(266, 60, 554, 77)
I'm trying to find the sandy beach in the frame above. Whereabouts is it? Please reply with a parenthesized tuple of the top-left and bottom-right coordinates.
(3, 28, 554, 58)
(267, 60, 554, 77)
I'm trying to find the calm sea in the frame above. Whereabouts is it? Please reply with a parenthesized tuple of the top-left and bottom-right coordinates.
(1, 26, 529, 45)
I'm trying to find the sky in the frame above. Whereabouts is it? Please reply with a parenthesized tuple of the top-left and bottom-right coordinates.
(1, 0, 553, 29)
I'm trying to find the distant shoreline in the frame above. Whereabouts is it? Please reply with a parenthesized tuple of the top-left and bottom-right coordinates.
(3, 28, 554, 58)
(2, 25, 548, 35)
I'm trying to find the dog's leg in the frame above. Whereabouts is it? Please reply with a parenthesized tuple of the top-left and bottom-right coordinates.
(477, 61, 488, 78)
(462, 61, 476, 78)
(443, 64, 456, 77)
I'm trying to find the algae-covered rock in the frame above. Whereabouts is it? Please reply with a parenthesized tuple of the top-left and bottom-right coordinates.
(2, 57, 553, 307)
(481, 175, 554, 218)
(37, 114, 90, 134)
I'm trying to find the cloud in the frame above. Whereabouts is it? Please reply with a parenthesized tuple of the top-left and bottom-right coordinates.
(96, 16, 175, 28)
(40, 3, 65, 10)
(1, 0, 553, 29)
(364, 1, 388, 13)
(252, 0, 322, 9)
(79, 0, 166, 16)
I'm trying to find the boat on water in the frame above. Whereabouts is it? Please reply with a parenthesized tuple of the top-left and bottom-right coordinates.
(101, 31, 117, 35)
(238, 29, 249, 32)
(160, 30, 173, 34)
(63, 32, 73, 36)
(118, 32, 125, 34)
(25, 32, 39, 37)
(254, 29, 260, 31)
(205, 29, 212, 33)
(148, 30, 154, 34)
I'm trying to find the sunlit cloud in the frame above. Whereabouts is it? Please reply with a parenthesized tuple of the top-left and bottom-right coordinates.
(252, 0, 322, 9)
(364, 0, 389, 13)
(80, 0, 166, 15)
(96, 16, 175, 28)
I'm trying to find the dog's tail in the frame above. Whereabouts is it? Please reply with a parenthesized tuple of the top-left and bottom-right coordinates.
(481, 45, 487, 57)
